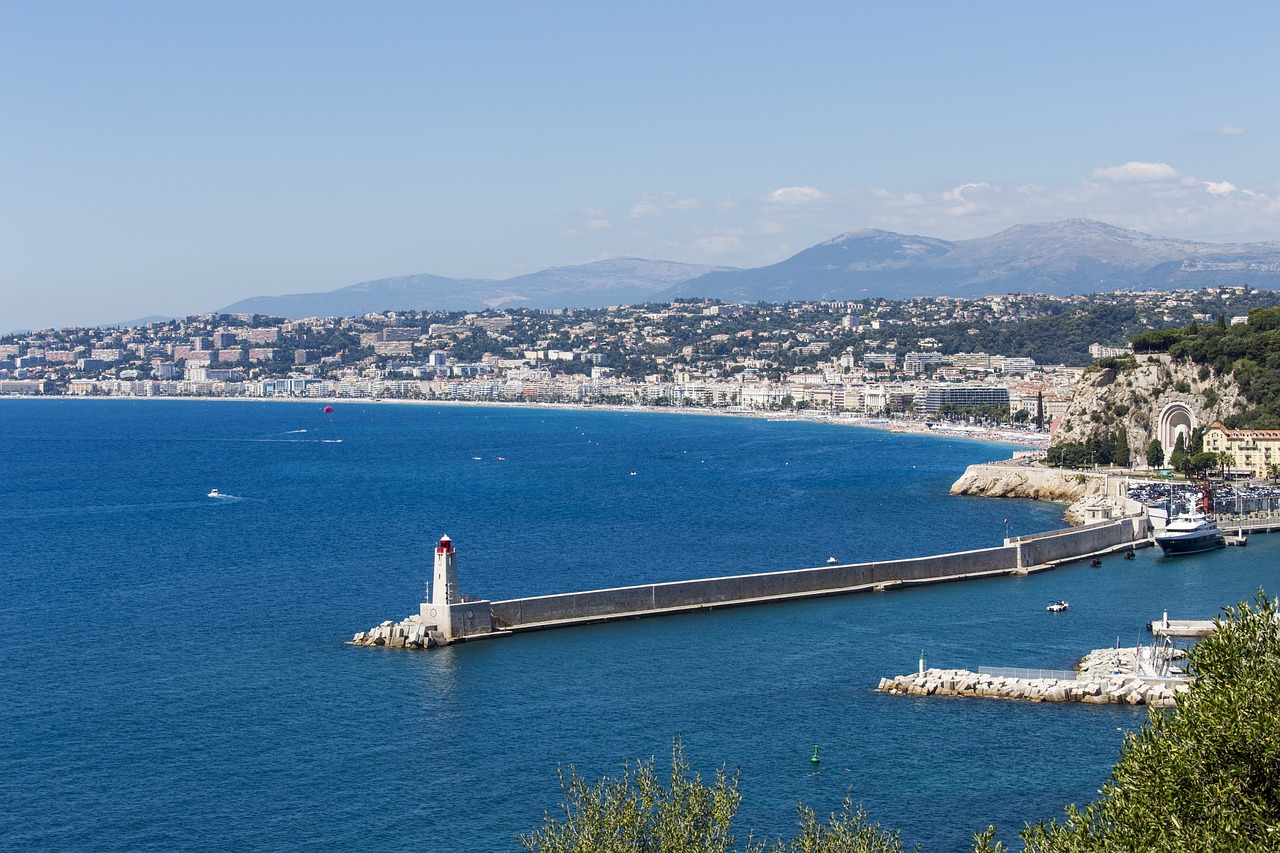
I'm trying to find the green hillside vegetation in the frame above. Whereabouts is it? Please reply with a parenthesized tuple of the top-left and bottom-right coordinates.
(921, 303, 1142, 365)
(1134, 307, 1280, 429)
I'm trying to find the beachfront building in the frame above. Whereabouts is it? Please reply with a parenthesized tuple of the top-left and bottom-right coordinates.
(1202, 422, 1280, 478)
(915, 383, 1010, 416)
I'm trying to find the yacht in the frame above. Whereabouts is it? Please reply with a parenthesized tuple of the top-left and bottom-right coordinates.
(1154, 510, 1225, 556)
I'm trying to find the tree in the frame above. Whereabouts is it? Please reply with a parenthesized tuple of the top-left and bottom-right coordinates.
(1114, 427, 1130, 469)
(1146, 438, 1164, 469)
(990, 593, 1280, 852)
(519, 740, 740, 853)
(1267, 462, 1280, 485)
(520, 740, 918, 853)
(1219, 451, 1236, 479)
(1169, 433, 1189, 470)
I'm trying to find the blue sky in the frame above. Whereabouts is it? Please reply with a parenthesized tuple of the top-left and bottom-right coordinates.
(4, 2, 1279, 330)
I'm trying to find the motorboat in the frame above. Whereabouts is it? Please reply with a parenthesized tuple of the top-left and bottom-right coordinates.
(1046, 600, 1069, 613)
(208, 489, 221, 498)
(1154, 511, 1225, 556)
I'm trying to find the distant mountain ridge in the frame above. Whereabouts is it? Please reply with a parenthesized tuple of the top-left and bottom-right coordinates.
(657, 219, 1280, 303)
(219, 220, 1280, 318)
(219, 258, 734, 318)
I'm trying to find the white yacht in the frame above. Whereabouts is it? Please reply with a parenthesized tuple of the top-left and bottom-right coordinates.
(1154, 510, 1225, 556)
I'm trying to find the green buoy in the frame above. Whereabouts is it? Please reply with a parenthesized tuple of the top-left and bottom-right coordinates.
(811, 745, 820, 765)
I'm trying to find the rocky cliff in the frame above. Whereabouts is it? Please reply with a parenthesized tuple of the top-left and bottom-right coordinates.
(1053, 353, 1246, 460)
(949, 463, 1118, 525)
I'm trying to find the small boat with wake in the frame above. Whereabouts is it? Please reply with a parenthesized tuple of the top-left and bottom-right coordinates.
(1046, 600, 1069, 613)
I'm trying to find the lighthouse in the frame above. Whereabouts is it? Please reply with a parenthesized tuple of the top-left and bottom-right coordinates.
(432, 534, 459, 606)
(419, 534, 493, 642)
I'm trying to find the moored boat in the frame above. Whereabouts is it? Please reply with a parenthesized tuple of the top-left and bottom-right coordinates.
(1154, 511, 1225, 556)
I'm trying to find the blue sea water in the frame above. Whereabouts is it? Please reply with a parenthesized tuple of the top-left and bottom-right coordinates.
(2, 399, 1277, 851)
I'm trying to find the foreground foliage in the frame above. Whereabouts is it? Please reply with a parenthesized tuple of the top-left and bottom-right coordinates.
(517, 740, 916, 852)
(986, 592, 1280, 852)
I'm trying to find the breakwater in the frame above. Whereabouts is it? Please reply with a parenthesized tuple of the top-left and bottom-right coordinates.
(879, 646, 1190, 708)
(878, 667, 1186, 707)
(351, 514, 1150, 647)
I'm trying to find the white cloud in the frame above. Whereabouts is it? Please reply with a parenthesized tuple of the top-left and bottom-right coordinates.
(1218, 124, 1245, 136)
(561, 218, 611, 237)
(630, 200, 663, 218)
(1203, 181, 1238, 196)
(942, 182, 990, 203)
(758, 220, 787, 235)
(629, 193, 703, 218)
(764, 186, 826, 204)
(1090, 161, 1181, 183)
(696, 234, 745, 255)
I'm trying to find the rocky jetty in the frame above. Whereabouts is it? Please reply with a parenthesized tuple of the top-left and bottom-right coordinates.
(350, 614, 444, 649)
(879, 647, 1190, 708)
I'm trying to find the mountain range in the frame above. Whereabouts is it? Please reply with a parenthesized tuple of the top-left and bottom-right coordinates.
(219, 220, 1280, 318)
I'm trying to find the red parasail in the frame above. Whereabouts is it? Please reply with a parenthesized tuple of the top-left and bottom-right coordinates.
(323, 405, 334, 414)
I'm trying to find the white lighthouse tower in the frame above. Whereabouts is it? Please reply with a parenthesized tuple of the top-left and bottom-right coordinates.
(420, 534, 492, 642)
(432, 534, 459, 606)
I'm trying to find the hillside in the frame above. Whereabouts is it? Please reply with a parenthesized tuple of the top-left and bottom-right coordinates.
(1051, 352, 1245, 467)
(1050, 307, 1280, 465)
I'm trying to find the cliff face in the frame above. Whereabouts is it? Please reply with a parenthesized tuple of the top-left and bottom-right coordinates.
(1053, 353, 1245, 461)
(950, 464, 1104, 502)
(950, 463, 1112, 525)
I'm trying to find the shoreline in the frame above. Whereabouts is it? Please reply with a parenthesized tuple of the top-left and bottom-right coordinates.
(0, 393, 1050, 448)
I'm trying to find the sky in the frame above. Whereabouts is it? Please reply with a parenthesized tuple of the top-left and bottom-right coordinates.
(4, 2, 1280, 331)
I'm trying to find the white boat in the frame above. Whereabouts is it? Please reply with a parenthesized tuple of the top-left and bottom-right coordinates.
(1154, 511, 1225, 556)
(208, 489, 221, 498)
(1046, 600, 1068, 613)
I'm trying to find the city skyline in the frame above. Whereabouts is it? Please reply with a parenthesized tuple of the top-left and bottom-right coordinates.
(5, 2, 1279, 331)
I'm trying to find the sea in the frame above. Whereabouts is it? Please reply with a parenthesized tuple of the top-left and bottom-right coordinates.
(3, 399, 1277, 852)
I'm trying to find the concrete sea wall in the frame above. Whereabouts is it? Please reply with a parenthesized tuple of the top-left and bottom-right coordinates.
(489, 515, 1148, 631)
(1013, 516, 1146, 568)
(490, 545, 1019, 629)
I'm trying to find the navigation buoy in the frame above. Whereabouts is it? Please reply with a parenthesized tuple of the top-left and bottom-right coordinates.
(811, 746, 820, 765)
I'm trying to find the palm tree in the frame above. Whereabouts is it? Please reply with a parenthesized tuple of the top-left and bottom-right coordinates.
(1219, 452, 1236, 479)
(1267, 462, 1280, 486)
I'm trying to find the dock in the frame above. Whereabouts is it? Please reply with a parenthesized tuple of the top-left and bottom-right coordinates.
(1149, 618, 1217, 639)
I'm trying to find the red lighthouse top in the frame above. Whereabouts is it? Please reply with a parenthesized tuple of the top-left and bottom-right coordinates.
(436, 535, 454, 555)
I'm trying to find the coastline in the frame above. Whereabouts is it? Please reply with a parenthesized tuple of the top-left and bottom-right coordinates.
(0, 393, 1050, 448)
